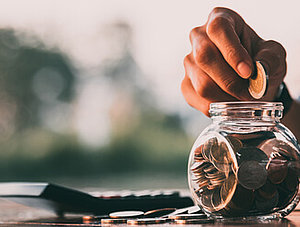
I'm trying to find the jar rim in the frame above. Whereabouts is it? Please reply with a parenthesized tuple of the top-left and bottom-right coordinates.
(210, 101, 283, 111)
(209, 101, 283, 120)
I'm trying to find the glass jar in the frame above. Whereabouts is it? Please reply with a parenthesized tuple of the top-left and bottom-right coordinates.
(188, 102, 300, 220)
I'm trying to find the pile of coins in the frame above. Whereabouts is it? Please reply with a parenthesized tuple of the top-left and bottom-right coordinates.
(82, 205, 214, 225)
(189, 133, 299, 217)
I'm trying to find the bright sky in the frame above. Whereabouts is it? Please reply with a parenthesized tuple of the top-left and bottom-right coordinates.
(0, 0, 299, 144)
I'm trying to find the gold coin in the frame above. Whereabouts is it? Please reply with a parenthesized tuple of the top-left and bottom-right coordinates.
(248, 61, 268, 99)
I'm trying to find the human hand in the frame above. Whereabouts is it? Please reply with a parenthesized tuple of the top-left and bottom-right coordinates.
(181, 7, 287, 116)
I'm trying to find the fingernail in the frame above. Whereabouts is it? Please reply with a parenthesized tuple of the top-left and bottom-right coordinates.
(237, 62, 252, 79)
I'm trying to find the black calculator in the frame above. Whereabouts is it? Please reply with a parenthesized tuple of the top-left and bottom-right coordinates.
(0, 182, 194, 216)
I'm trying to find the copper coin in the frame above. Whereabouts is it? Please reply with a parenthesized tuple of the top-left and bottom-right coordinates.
(168, 207, 189, 216)
(257, 180, 277, 200)
(259, 138, 298, 160)
(203, 163, 216, 173)
(211, 187, 222, 211)
(255, 190, 279, 212)
(220, 174, 237, 206)
(266, 155, 288, 184)
(226, 136, 243, 152)
(169, 213, 207, 220)
(227, 184, 254, 211)
(248, 61, 268, 99)
(206, 170, 225, 179)
(127, 218, 167, 225)
(210, 141, 230, 164)
(194, 144, 203, 157)
(101, 218, 127, 224)
(236, 147, 268, 165)
(281, 169, 299, 192)
(202, 138, 216, 160)
(174, 219, 214, 224)
(190, 162, 203, 171)
(201, 189, 214, 210)
(237, 160, 267, 190)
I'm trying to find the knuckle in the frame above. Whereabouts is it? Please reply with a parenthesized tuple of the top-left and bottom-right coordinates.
(183, 54, 193, 68)
(223, 78, 243, 96)
(194, 79, 211, 98)
(189, 26, 201, 42)
(193, 40, 215, 66)
(207, 16, 230, 36)
(224, 47, 238, 62)
(264, 40, 287, 58)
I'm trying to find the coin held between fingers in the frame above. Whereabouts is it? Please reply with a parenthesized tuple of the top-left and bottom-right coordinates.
(248, 61, 268, 99)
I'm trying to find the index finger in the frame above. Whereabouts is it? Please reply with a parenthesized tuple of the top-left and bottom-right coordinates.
(206, 8, 256, 79)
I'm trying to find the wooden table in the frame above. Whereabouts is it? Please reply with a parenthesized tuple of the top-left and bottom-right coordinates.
(1, 199, 300, 226)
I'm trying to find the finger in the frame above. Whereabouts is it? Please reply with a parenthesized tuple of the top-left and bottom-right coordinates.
(181, 75, 211, 116)
(189, 28, 252, 100)
(254, 40, 287, 100)
(255, 40, 287, 79)
(184, 54, 237, 101)
(206, 8, 255, 79)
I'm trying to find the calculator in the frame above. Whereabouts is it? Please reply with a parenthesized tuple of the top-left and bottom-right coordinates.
(0, 182, 194, 216)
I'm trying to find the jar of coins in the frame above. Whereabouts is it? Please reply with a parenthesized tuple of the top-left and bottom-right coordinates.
(188, 101, 300, 220)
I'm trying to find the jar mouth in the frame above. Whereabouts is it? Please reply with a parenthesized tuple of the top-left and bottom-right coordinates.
(209, 101, 283, 121)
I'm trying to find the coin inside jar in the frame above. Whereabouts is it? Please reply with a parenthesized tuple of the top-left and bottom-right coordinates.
(237, 160, 267, 190)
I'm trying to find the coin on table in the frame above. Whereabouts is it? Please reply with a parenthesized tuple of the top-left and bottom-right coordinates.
(248, 61, 268, 99)
(109, 210, 144, 219)
(168, 207, 190, 216)
(101, 218, 127, 224)
(144, 208, 176, 218)
(174, 219, 214, 224)
(237, 160, 267, 190)
(187, 205, 204, 214)
(169, 213, 208, 220)
(127, 218, 167, 225)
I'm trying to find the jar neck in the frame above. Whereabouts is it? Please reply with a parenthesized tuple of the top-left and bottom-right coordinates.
(209, 102, 283, 125)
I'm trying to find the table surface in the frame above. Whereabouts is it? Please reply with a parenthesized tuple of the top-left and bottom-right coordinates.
(1, 199, 300, 227)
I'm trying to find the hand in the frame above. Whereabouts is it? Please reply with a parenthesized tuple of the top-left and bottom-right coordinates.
(181, 7, 287, 116)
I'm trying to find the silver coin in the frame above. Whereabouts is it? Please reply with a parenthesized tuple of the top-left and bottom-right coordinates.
(109, 210, 144, 218)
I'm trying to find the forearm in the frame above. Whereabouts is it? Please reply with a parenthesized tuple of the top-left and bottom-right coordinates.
(282, 99, 300, 142)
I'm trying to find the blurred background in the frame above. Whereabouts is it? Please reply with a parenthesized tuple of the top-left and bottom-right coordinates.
(0, 0, 299, 190)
